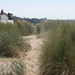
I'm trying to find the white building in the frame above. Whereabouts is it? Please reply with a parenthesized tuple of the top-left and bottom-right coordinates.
(0, 9, 14, 24)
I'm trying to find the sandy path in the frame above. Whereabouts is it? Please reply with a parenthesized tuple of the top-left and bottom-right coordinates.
(23, 35, 43, 75)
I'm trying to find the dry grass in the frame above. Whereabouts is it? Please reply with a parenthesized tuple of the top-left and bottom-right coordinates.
(0, 59, 25, 75)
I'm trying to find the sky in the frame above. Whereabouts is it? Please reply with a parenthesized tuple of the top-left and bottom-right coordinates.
(0, 0, 75, 19)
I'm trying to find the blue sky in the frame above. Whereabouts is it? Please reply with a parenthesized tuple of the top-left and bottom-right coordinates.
(0, 0, 75, 19)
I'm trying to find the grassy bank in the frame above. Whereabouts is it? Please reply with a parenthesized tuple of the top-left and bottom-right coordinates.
(0, 22, 30, 57)
(40, 21, 75, 75)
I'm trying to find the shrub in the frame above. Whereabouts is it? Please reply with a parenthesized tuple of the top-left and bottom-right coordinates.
(37, 24, 41, 34)
(16, 20, 33, 36)
(40, 21, 75, 75)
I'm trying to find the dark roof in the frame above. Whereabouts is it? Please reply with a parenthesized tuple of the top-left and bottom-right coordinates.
(0, 13, 8, 17)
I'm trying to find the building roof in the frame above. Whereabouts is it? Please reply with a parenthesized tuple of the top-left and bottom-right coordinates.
(0, 13, 8, 17)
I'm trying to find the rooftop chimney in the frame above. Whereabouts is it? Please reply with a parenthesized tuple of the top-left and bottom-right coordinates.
(1, 9, 3, 15)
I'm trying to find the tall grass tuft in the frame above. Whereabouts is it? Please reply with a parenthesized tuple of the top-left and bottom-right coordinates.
(16, 20, 34, 36)
(40, 21, 75, 75)
(0, 22, 25, 57)
(37, 24, 41, 34)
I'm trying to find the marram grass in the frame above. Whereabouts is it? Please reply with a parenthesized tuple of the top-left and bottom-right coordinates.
(40, 21, 75, 75)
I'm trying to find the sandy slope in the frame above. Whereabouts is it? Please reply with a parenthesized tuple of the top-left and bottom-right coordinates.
(0, 35, 43, 75)
(23, 35, 43, 75)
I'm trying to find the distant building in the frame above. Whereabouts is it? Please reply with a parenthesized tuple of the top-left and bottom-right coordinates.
(41, 17, 47, 20)
(0, 9, 14, 23)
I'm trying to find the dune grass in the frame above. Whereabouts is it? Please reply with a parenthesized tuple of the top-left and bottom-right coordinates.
(16, 20, 34, 36)
(0, 22, 30, 57)
(40, 21, 75, 75)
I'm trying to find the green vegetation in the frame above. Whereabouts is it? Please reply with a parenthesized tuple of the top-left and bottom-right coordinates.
(37, 21, 57, 33)
(40, 21, 75, 75)
(13, 16, 42, 25)
(37, 24, 41, 34)
(0, 22, 30, 57)
(16, 20, 33, 36)
(0, 21, 33, 74)
(36, 21, 60, 38)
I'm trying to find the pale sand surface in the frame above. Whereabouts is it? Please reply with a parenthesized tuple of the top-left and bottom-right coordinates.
(23, 35, 43, 75)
